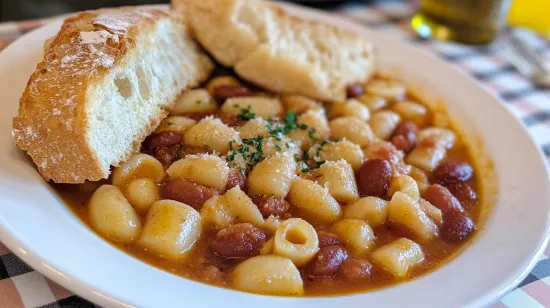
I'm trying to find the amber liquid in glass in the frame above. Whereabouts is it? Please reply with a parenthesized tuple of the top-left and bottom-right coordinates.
(412, 0, 512, 45)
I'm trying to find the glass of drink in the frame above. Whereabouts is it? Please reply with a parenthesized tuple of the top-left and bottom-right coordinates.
(412, 0, 513, 45)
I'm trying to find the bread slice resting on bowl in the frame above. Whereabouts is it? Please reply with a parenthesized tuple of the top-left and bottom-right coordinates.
(13, 0, 377, 183)
(12, 6, 213, 183)
(175, 0, 375, 103)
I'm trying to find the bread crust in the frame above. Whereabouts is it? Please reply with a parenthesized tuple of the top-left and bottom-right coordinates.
(13, 6, 212, 183)
(176, 0, 375, 103)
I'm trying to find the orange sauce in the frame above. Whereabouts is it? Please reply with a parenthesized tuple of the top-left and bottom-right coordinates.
(52, 80, 483, 296)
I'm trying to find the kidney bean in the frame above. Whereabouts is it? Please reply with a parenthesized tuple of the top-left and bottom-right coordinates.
(346, 83, 364, 98)
(212, 85, 253, 101)
(160, 178, 216, 210)
(357, 159, 392, 197)
(226, 168, 247, 192)
(364, 142, 410, 176)
(433, 161, 474, 185)
(210, 223, 267, 259)
(441, 213, 475, 242)
(423, 184, 464, 216)
(252, 195, 290, 218)
(309, 245, 349, 277)
(152, 144, 186, 166)
(391, 135, 410, 153)
(144, 131, 183, 150)
(391, 120, 418, 153)
(340, 256, 372, 280)
(153, 147, 176, 166)
(394, 120, 418, 137)
(317, 231, 342, 248)
(446, 182, 477, 205)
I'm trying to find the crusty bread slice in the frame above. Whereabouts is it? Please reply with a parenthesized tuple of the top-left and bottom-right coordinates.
(13, 6, 213, 183)
(174, 0, 375, 102)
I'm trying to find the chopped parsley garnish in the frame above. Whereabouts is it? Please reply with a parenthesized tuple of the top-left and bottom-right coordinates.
(315, 160, 326, 168)
(283, 111, 298, 131)
(299, 158, 325, 174)
(237, 105, 256, 121)
(308, 127, 318, 142)
(266, 110, 301, 136)
(226, 152, 236, 162)
(302, 150, 310, 161)
(174, 145, 184, 160)
(226, 136, 266, 169)
(242, 137, 265, 163)
(315, 140, 329, 156)
(225, 110, 331, 172)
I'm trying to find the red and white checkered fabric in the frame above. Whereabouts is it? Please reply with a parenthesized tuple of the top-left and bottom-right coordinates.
(0, 1, 548, 307)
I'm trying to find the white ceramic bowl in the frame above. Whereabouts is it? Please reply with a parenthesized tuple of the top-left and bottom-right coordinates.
(0, 4, 549, 308)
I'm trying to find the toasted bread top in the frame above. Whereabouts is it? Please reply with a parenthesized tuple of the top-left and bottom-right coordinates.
(13, 7, 212, 183)
(177, 0, 375, 102)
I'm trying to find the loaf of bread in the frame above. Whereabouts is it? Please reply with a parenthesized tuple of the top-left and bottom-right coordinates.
(12, 6, 213, 183)
(174, 0, 375, 102)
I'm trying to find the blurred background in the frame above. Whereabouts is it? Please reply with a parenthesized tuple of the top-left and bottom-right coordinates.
(0, 0, 168, 20)
(1, 0, 357, 21)
(0, 0, 547, 40)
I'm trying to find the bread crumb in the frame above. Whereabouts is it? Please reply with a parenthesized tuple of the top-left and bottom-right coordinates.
(64, 118, 73, 131)
(60, 55, 77, 68)
(80, 30, 110, 45)
(65, 95, 76, 107)
(25, 127, 36, 138)
(92, 16, 131, 34)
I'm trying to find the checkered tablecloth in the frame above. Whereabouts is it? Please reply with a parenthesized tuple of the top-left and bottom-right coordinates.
(1, 1, 549, 308)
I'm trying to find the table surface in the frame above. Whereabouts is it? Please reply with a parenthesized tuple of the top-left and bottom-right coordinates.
(1, 1, 549, 308)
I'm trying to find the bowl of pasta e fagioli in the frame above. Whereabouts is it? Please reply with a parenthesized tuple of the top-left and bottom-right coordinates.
(0, 2, 549, 308)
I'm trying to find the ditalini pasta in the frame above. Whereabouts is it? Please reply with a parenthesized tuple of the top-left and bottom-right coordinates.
(89, 185, 142, 243)
(317, 140, 365, 172)
(172, 89, 218, 115)
(370, 238, 425, 277)
(314, 160, 359, 202)
(138, 200, 202, 261)
(221, 97, 284, 118)
(166, 154, 229, 191)
(55, 74, 482, 296)
(112, 153, 165, 189)
(184, 118, 240, 154)
(273, 218, 319, 266)
(288, 178, 342, 222)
